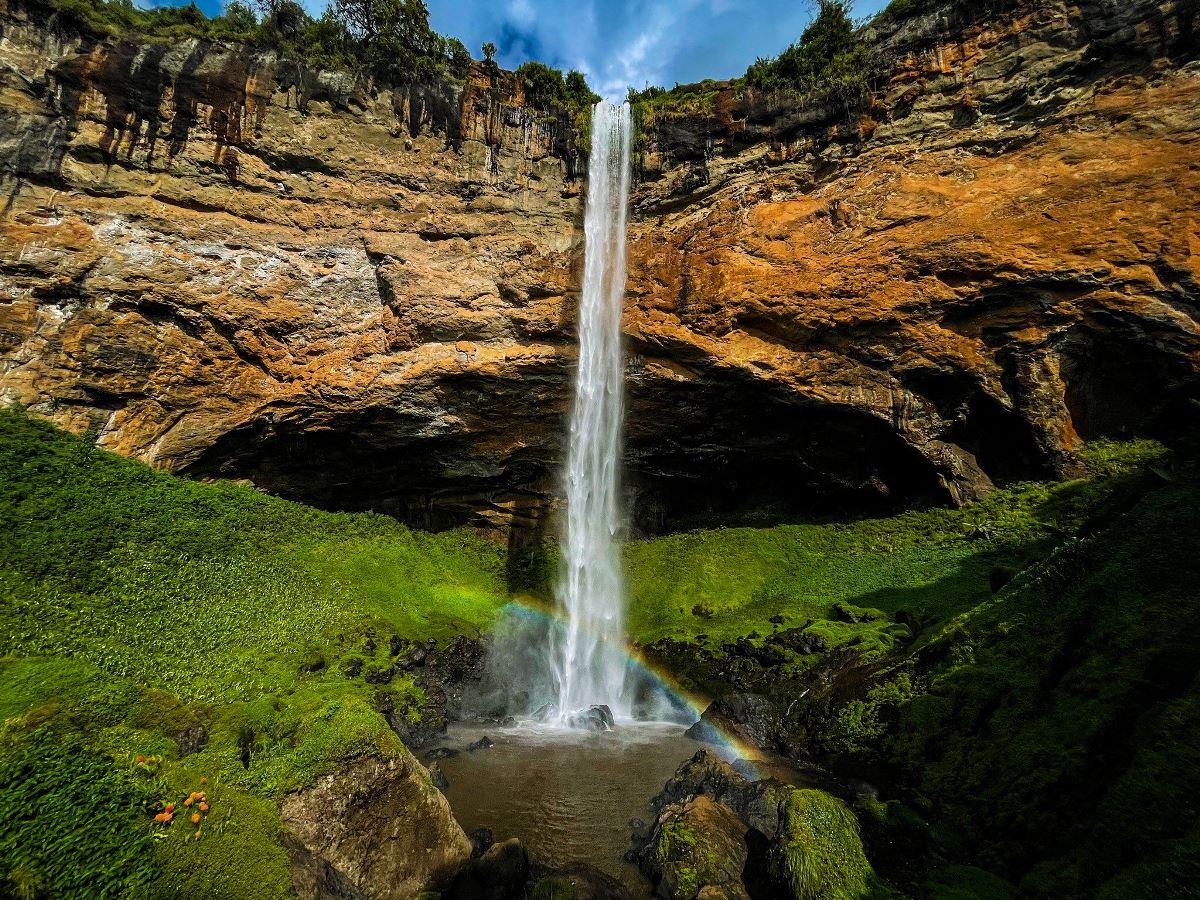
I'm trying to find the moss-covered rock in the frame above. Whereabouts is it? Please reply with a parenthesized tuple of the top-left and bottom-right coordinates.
(772, 789, 873, 900)
(647, 795, 751, 900)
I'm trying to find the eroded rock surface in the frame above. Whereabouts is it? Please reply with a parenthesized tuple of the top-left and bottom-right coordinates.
(280, 752, 471, 899)
(1, 0, 1197, 532)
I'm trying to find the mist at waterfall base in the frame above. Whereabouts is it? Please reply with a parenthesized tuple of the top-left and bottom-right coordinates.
(461, 603, 694, 726)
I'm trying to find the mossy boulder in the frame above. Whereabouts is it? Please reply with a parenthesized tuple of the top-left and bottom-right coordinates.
(771, 789, 874, 900)
(647, 795, 751, 899)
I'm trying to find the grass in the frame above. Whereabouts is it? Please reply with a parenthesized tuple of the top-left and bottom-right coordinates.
(779, 789, 874, 900)
(624, 439, 1163, 658)
(0, 407, 507, 703)
(0, 408, 510, 897)
(0, 405, 1188, 897)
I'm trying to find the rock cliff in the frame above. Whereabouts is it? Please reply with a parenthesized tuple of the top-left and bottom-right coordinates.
(0, 0, 1197, 534)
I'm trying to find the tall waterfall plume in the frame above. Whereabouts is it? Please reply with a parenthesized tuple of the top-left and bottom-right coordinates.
(552, 100, 633, 723)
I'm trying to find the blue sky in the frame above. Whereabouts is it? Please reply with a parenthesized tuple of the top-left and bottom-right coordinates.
(427, 0, 886, 98)
(149, 0, 887, 99)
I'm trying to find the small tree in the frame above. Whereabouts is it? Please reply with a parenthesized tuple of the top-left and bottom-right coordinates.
(481, 41, 496, 62)
(445, 36, 472, 78)
(565, 69, 600, 106)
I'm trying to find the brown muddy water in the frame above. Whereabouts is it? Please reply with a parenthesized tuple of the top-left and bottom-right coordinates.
(436, 722, 803, 897)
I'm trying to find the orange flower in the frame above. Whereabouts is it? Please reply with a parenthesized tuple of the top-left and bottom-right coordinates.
(199, 776, 207, 785)
(191, 813, 201, 824)
(154, 812, 169, 823)
(136, 755, 144, 763)
(184, 797, 193, 807)
(199, 802, 209, 812)
(165, 804, 175, 814)
(193, 830, 202, 840)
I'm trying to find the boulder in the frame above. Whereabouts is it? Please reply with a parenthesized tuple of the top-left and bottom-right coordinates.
(444, 837, 529, 900)
(281, 752, 471, 899)
(567, 704, 616, 731)
(642, 795, 751, 900)
(685, 694, 785, 752)
(428, 761, 449, 792)
(769, 789, 874, 900)
(469, 827, 495, 858)
(651, 750, 786, 840)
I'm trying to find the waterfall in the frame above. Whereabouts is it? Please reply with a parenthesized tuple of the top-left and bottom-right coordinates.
(552, 100, 633, 724)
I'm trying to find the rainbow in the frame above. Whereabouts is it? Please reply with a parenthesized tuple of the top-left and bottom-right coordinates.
(496, 599, 768, 777)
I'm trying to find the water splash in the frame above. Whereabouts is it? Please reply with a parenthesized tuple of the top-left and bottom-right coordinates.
(552, 100, 633, 722)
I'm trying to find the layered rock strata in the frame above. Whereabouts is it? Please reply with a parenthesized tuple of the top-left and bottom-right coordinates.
(0, 0, 1197, 532)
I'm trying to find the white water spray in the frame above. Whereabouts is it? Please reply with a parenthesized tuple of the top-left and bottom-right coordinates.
(552, 100, 633, 723)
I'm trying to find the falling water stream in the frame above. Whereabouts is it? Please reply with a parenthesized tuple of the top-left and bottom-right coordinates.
(552, 100, 634, 722)
(441, 103, 804, 892)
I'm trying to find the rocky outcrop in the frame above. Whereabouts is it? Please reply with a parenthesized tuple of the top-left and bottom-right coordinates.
(631, 751, 875, 900)
(625, 0, 1200, 519)
(1, 0, 1197, 533)
(280, 752, 472, 899)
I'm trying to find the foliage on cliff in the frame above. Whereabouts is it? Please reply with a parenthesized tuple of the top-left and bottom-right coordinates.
(35, 0, 597, 108)
(744, 0, 879, 105)
(0, 408, 507, 898)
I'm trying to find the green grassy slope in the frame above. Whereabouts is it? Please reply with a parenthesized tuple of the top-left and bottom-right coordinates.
(1, 405, 1192, 898)
(0, 408, 510, 898)
(624, 441, 1163, 658)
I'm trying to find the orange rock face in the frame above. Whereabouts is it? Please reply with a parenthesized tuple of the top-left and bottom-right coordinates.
(0, 0, 1197, 532)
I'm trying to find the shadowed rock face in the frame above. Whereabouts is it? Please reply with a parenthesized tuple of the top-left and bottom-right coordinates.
(1, 0, 1197, 534)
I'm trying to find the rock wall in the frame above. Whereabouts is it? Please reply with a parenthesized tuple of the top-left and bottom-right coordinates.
(0, 0, 1197, 534)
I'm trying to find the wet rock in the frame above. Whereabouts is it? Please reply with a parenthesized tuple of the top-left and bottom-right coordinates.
(686, 695, 786, 753)
(650, 750, 786, 841)
(444, 837, 529, 900)
(388, 636, 406, 656)
(406, 647, 428, 668)
(468, 826, 494, 858)
(468, 735, 495, 751)
(376, 691, 446, 750)
(532, 702, 557, 722)
(342, 659, 364, 678)
(498, 715, 517, 727)
(364, 665, 395, 685)
(281, 752, 471, 899)
(640, 795, 751, 900)
(766, 628, 828, 656)
(568, 705, 616, 732)
(428, 761, 449, 792)
(424, 746, 460, 761)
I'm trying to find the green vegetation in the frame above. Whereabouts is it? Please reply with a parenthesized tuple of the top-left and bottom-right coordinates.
(778, 789, 875, 899)
(37, 0, 597, 109)
(625, 440, 1164, 657)
(517, 61, 600, 111)
(873, 450, 1200, 897)
(0, 408, 508, 897)
(629, 0, 882, 133)
(745, 0, 878, 106)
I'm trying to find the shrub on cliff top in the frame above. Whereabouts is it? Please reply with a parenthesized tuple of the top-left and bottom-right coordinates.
(745, 0, 879, 107)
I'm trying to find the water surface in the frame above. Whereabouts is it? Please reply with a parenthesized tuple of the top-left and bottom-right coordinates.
(436, 722, 801, 896)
